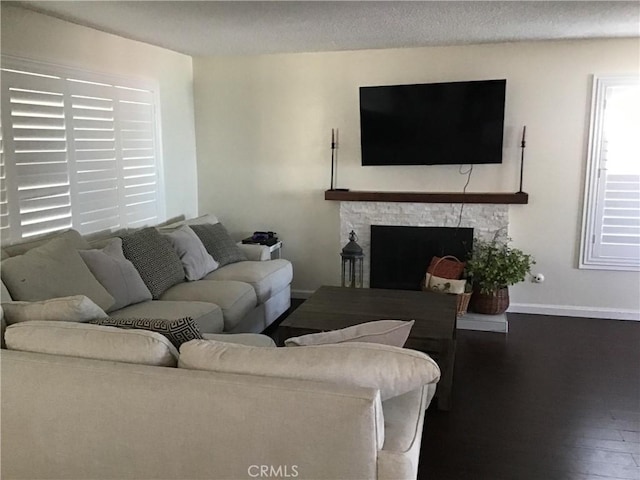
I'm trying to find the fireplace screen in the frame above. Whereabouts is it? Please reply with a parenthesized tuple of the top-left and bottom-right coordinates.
(370, 226, 473, 290)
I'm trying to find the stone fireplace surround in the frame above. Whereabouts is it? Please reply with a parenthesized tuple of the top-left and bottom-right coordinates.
(339, 201, 511, 332)
(340, 201, 510, 289)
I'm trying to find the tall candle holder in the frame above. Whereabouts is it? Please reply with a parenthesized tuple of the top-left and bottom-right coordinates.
(518, 125, 527, 194)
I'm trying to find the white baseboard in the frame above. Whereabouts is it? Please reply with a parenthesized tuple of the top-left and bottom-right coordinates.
(508, 303, 640, 321)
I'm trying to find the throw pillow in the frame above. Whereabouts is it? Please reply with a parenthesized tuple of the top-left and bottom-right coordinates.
(1, 295, 108, 325)
(426, 256, 465, 280)
(119, 227, 185, 299)
(89, 316, 203, 349)
(5, 321, 178, 367)
(179, 340, 441, 401)
(162, 225, 219, 281)
(79, 238, 152, 311)
(0, 237, 115, 311)
(424, 274, 466, 295)
(190, 223, 247, 267)
(284, 320, 415, 348)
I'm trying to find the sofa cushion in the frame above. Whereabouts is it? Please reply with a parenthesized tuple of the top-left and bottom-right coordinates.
(1, 229, 90, 257)
(203, 259, 292, 304)
(0, 238, 115, 311)
(202, 333, 276, 347)
(89, 316, 203, 349)
(5, 321, 178, 367)
(162, 225, 219, 281)
(108, 300, 224, 334)
(179, 340, 441, 401)
(284, 320, 414, 348)
(78, 238, 152, 312)
(190, 223, 247, 267)
(2, 295, 108, 325)
(120, 227, 185, 299)
(160, 280, 257, 332)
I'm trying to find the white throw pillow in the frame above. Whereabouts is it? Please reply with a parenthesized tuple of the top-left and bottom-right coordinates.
(284, 320, 414, 348)
(162, 225, 219, 281)
(0, 237, 115, 310)
(1, 295, 108, 325)
(424, 273, 467, 295)
(5, 321, 178, 367)
(179, 340, 440, 401)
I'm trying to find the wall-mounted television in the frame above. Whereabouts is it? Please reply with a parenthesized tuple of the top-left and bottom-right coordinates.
(359, 79, 506, 166)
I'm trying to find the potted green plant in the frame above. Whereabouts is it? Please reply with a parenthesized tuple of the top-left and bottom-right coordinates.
(465, 235, 535, 315)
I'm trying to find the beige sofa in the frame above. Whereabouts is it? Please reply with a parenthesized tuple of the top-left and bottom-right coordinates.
(1, 328, 439, 479)
(0, 215, 441, 479)
(0, 214, 293, 335)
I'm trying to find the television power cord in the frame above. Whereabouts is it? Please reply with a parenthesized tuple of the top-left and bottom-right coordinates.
(455, 164, 473, 230)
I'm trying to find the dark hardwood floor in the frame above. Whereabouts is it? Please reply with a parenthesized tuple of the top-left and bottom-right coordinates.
(419, 313, 640, 480)
(270, 304, 639, 479)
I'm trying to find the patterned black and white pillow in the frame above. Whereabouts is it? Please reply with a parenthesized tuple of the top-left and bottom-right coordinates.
(89, 316, 203, 348)
(190, 223, 247, 267)
(119, 227, 185, 299)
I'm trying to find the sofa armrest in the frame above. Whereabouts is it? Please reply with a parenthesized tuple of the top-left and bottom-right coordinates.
(237, 242, 270, 261)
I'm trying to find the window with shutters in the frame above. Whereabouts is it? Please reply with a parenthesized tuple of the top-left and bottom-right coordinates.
(0, 56, 164, 245)
(580, 75, 640, 271)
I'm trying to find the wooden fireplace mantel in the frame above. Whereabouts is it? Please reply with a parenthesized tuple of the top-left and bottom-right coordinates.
(324, 190, 529, 204)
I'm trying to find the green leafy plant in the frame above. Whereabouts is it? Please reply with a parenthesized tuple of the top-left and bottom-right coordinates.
(466, 236, 535, 294)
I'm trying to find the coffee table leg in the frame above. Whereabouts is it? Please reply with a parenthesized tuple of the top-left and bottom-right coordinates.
(437, 340, 456, 411)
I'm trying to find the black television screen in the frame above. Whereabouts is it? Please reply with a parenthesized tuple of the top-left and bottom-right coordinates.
(359, 79, 506, 166)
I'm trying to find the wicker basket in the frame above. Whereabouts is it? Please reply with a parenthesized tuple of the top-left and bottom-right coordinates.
(469, 287, 510, 315)
(456, 291, 472, 317)
(422, 255, 471, 317)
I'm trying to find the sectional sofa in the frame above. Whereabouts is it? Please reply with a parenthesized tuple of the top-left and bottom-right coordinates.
(0, 213, 293, 335)
(0, 214, 441, 479)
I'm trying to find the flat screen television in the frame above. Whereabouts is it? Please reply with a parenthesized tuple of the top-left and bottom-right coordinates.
(359, 79, 506, 166)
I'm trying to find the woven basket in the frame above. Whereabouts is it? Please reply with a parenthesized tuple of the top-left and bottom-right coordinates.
(422, 255, 470, 317)
(470, 287, 510, 315)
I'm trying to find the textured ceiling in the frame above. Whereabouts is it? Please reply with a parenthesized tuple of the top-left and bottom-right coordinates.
(10, 1, 640, 57)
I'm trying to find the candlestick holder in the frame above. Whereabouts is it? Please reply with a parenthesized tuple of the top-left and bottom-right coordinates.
(518, 125, 526, 194)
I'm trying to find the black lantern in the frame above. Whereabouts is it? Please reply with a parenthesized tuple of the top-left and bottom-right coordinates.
(341, 230, 364, 288)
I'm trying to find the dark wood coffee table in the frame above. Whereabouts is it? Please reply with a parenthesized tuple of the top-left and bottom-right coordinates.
(278, 286, 457, 410)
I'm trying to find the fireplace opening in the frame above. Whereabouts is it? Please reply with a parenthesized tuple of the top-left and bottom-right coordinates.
(370, 226, 473, 291)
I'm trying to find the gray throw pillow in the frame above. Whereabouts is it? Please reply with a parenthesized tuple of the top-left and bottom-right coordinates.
(89, 316, 203, 348)
(120, 228, 185, 299)
(79, 238, 152, 311)
(190, 223, 247, 267)
(162, 225, 219, 281)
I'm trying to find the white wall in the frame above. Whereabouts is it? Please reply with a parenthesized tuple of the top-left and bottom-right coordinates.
(194, 39, 640, 319)
(1, 5, 199, 221)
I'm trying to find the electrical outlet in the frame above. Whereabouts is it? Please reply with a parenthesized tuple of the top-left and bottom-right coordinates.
(532, 273, 545, 283)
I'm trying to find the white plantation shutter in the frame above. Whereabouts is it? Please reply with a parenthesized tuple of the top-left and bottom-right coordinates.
(0, 122, 9, 238)
(581, 75, 640, 270)
(0, 56, 164, 244)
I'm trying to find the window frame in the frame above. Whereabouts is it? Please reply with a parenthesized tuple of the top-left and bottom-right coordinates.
(580, 74, 640, 271)
(0, 54, 166, 245)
